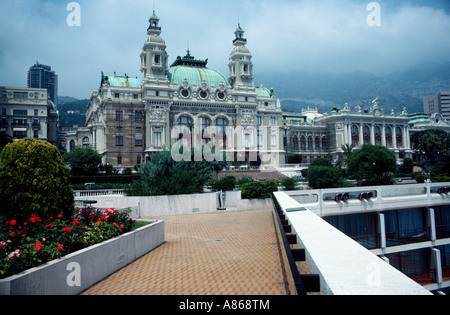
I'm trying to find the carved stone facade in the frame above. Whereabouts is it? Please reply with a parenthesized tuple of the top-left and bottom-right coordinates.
(283, 103, 415, 163)
(67, 12, 284, 168)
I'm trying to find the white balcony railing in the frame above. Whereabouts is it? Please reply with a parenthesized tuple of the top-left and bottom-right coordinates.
(273, 191, 432, 295)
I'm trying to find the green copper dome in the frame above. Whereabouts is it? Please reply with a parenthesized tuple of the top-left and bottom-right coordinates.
(168, 66, 229, 88)
(167, 51, 229, 88)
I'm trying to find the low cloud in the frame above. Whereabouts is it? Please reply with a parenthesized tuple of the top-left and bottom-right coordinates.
(0, 0, 449, 98)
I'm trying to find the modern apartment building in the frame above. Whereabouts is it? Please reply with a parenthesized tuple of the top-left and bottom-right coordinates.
(28, 62, 58, 108)
(424, 91, 450, 123)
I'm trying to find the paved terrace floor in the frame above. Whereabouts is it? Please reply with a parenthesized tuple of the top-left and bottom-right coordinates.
(81, 209, 303, 295)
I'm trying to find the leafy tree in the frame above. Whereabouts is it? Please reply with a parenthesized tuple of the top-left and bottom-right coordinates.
(280, 176, 297, 191)
(347, 144, 396, 186)
(310, 158, 333, 167)
(236, 177, 254, 187)
(209, 176, 237, 192)
(411, 129, 449, 164)
(124, 180, 150, 196)
(132, 148, 223, 196)
(398, 157, 414, 174)
(431, 160, 450, 177)
(241, 180, 278, 199)
(63, 146, 102, 176)
(308, 166, 343, 189)
(0, 138, 74, 222)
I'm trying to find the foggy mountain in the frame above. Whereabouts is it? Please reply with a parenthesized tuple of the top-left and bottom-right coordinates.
(256, 61, 450, 114)
(58, 61, 450, 129)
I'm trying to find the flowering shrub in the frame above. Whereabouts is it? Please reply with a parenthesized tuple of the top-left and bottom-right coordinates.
(0, 207, 134, 279)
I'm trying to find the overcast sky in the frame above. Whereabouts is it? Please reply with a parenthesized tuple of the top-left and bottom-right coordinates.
(0, 0, 449, 99)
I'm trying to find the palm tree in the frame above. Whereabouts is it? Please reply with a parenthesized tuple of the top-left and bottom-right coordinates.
(336, 143, 354, 169)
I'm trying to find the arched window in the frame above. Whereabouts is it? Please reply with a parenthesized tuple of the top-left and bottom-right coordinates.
(352, 125, 359, 147)
(200, 117, 211, 145)
(363, 126, 370, 144)
(216, 118, 228, 148)
(307, 136, 313, 151)
(177, 116, 193, 147)
(386, 127, 392, 148)
(82, 137, 90, 148)
(321, 136, 328, 150)
(375, 126, 381, 145)
(292, 135, 299, 151)
(396, 127, 403, 148)
(69, 140, 75, 152)
(300, 136, 306, 151)
(315, 136, 321, 151)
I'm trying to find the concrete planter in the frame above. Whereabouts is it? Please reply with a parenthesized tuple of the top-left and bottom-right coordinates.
(0, 220, 165, 295)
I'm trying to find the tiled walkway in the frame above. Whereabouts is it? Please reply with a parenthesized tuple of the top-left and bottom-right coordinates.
(81, 209, 298, 295)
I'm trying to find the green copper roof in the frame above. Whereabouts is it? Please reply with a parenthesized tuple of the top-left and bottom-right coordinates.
(108, 76, 142, 88)
(168, 66, 229, 87)
(255, 86, 273, 97)
(167, 51, 229, 88)
(101, 73, 142, 89)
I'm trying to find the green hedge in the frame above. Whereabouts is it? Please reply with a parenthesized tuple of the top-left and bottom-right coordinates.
(0, 138, 74, 222)
(241, 180, 278, 199)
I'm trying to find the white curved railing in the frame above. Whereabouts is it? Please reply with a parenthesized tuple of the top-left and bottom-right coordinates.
(273, 191, 432, 295)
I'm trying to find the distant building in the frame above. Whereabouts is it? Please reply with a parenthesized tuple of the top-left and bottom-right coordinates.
(28, 62, 58, 108)
(423, 91, 450, 123)
(284, 101, 413, 163)
(0, 86, 59, 147)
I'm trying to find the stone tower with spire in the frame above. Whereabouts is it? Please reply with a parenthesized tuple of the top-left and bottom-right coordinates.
(228, 24, 254, 88)
(140, 10, 169, 81)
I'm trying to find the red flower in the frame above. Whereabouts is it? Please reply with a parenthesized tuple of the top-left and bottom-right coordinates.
(35, 241, 42, 252)
(58, 214, 63, 218)
(120, 224, 124, 229)
(29, 215, 41, 223)
(73, 218, 80, 226)
(113, 222, 117, 227)
(57, 244, 63, 251)
(62, 227, 72, 232)
(10, 220, 17, 226)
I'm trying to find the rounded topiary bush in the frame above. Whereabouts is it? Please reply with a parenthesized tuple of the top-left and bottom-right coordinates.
(0, 138, 74, 222)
